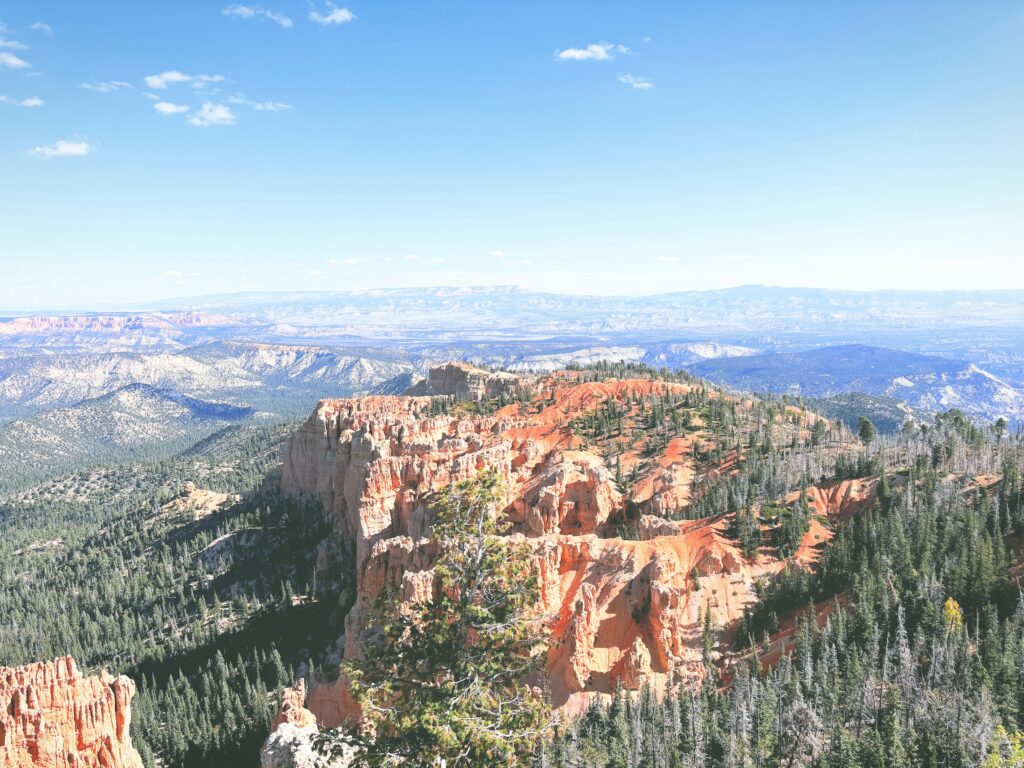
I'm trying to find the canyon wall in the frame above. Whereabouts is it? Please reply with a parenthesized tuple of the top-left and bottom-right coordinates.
(0, 657, 142, 768)
(277, 364, 859, 727)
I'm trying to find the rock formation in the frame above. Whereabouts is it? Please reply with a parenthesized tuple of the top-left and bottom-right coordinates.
(277, 365, 867, 725)
(402, 361, 529, 401)
(0, 657, 142, 768)
(262, 679, 353, 768)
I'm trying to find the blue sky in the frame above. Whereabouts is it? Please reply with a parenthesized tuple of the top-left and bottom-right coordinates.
(1, 1, 1023, 309)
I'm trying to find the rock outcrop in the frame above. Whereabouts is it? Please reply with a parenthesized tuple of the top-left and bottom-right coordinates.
(279, 365, 853, 723)
(0, 657, 142, 768)
(402, 361, 529, 401)
(261, 680, 353, 768)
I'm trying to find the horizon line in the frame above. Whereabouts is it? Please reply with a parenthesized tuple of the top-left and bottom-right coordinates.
(5, 282, 1024, 315)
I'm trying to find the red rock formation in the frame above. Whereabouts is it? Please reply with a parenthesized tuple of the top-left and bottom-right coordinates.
(0, 657, 142, 768)
(270, 679, 318, 733)
(279, 366, 856, 723)
(262, 678, 353, 768)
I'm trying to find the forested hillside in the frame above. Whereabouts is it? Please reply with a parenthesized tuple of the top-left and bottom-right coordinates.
(545, 410, 1024, 768)
(2, 361, 1022, 768)
(0, 423, 346, 767)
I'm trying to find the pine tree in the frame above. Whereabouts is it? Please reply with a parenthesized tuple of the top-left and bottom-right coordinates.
(322, 469, 551, 767)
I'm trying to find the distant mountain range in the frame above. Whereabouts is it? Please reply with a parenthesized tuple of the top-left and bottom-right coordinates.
(4, 285, 1024, 345)
(689, 344, 1024, 426)
(0, 341, 419, 422)
(0, 288, 1021, 473)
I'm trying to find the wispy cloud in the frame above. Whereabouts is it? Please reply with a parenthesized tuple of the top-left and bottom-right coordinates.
(222, 5, 293, 28)
(29, 22, 52, 35)
(144, 70, 224, 90)
(228, 95, 292, 111)
(0, 51, 31, 68)
(80, 81, 133, 93)
(26, 138, 95, 159)
(405, 254, 419, 261)
(329, 256, 368, 266)
(309, 3, 355, 26)
(188, 102, 235, 127)
(618, 74, 653, 90)
(153, 101, 189, 115)
(653, 255, 678, 263)
(158, 270, 204, 280)
(555, 43, 628, 62)
(1, 94, 43, 107)
(0, 35, 28, 50)
(429, 257, 446, 264)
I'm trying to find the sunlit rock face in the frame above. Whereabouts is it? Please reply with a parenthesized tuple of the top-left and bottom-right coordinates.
(279, 364, 864, 723)
(0, 656, 143, 768)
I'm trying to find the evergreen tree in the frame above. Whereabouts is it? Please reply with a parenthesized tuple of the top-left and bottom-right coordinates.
(321, 469, 551, 767)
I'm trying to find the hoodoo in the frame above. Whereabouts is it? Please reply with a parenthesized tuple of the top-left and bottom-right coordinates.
(0, 657, 142, 768)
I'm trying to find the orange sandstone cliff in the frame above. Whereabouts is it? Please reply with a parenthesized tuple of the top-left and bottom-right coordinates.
(273, 363, 865, 737)
(0, 657, 142, 768)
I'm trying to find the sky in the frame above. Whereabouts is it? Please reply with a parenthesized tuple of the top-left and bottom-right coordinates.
(1, 1, 1023, 309)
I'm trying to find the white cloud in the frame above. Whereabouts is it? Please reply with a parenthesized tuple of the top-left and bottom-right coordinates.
(251, 100, 291, 111)
(490, 250, 506, 259)
(190, 75, 225, 91)
(153, 100, 189, 115)
(26, 139, 95, 159)
(223, 5, 256, 18)
(188, 102, 235, 126)
(223, 5, 255, 18)
(329, 256, 368, 266)
(555, 43, 628, 62)
(29, 22, 52, 35)
(228, 95, 292, 111)
(654, 255, 678, 263)
(144, 70, 224, 90)
(222, 5, 293, 28)
(80, 81, 132, 93)
(618, 74, 653, 90)
(405, 254, 419, 261)
(1, 94, 43, 107)
(0, 51, 30, 68)
(309, 3, 355, 26)
(144, 70, 191, 89)
(429, 257, 445, 264)
(0, 35, 28, 50)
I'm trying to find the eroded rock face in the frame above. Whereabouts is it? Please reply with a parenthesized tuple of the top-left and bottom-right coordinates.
(0, 657, 142, 768)
(279, 366, 856, 722)
(402, 361, 529, 401)
(262, 680, 353, 768)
